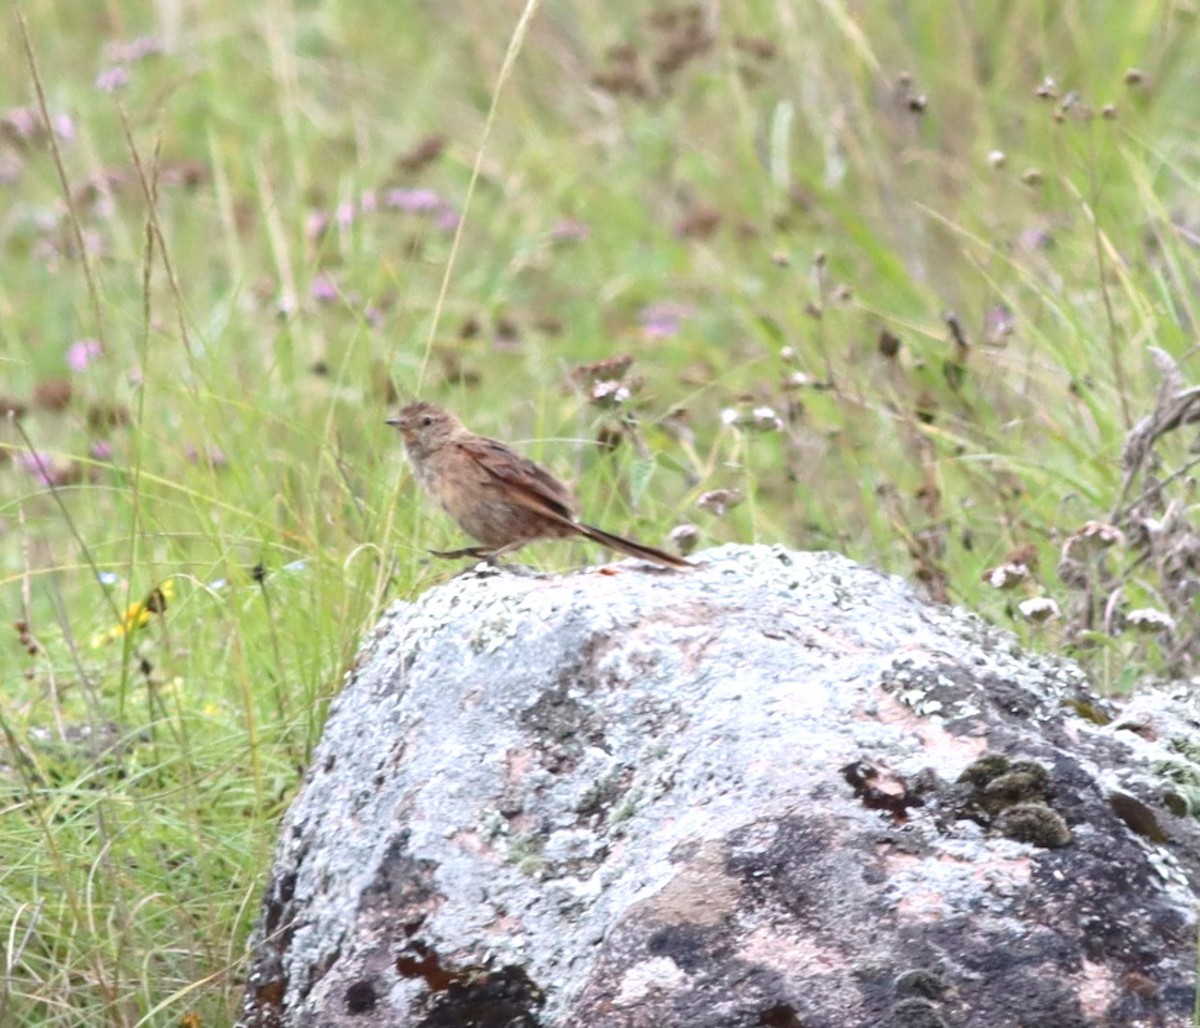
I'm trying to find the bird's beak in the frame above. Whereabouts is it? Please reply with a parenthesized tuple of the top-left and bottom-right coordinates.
(385, 417, 401, 428)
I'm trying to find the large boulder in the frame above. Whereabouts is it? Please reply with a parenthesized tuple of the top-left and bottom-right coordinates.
(240, 545, 1199, 1027)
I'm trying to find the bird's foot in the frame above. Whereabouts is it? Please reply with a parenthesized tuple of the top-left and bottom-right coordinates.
(427, 546, 496, 561)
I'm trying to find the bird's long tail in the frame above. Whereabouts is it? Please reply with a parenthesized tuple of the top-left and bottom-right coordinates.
(576, 522, 691, 569)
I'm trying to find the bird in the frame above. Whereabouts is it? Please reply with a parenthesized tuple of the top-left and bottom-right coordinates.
(387, 401, 690, 569)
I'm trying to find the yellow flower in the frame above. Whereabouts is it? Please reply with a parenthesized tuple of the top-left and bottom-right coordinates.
(90, 580, 175, 648)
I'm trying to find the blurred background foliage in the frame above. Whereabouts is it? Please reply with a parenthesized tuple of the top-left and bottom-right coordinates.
(2, 0, 1200, 1023)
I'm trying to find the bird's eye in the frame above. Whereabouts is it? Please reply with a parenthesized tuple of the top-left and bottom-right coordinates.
(420, 415, 434, 427)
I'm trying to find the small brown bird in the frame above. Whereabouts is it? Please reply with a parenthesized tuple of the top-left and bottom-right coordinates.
(387, 401, 690, 569)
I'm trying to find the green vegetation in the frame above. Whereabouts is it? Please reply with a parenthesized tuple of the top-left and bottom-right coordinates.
(2, 1, 1198, 1023)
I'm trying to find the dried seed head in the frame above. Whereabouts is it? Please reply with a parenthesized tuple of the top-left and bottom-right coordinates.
(750, 406, 783, 432)
(397, 134, 446, 174)
(589, 380, 631, 409)
(720, 405, 783, 433)
(697, 488, 744, 517)
(1018, 597, 1061, 623)
(34, 378, 73, 411)
(1125, 608, 1175, 634)
(1065, 520, 1125, 556)
(781, 371, 816, 390)
(1004, 543, 1039, 570)
(669, 523, 700, 555)
(0, 396, 28, 419)
(571, 354, 634, 385)
(983, 562, 1031, 590)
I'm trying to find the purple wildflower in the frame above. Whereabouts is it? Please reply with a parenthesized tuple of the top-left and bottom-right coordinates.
(384, 188, 442, 213)
(90, 440, 113, 460)
(306, 210, 330, 239)
(105, 36, 163, 64)
(310, 274, 339, 303)
(95, 67, 130, 93)
(21, 452, 56, 487)
(640, 303, 692, 339)
(66, 339, 102, 371)
(3, 108, 38, 140)
(52, 114, 75, 142)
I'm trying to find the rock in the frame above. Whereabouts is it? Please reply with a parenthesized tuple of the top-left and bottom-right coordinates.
(239, 545, 1199, 1027)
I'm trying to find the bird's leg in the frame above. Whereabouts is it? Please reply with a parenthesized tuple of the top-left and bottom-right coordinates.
(427, 545, 495, 560)
(426, 538, 534, 566)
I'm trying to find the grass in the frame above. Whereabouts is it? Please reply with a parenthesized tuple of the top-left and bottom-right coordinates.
(2, 0, 1199, 1023)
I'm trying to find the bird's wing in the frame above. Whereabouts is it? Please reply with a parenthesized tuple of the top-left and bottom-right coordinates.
(454, 436, 580, 521)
